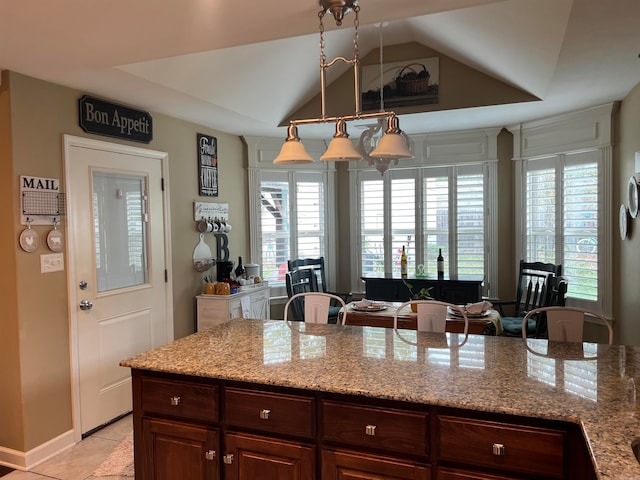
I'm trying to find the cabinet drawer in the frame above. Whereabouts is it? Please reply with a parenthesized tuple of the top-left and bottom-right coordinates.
(437, 415, 565, 478)
(322, 400, 428, 457)
(323, 448, 430, 480)
(225, 388, 315, 438)
(140, 377, 219, 422)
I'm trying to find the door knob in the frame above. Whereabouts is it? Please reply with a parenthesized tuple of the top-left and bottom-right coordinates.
(79, 300, 93, 310)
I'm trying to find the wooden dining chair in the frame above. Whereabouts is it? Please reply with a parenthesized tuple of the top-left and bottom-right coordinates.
(393, 300, 469, 336)
(287, 257, 351, 303)
(283, 292, 348, 325)
(496, 260, 564, 337)
(522, 306, 613, 344)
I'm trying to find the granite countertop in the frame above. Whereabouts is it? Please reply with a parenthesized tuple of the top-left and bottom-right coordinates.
(121, 319, 640, 479)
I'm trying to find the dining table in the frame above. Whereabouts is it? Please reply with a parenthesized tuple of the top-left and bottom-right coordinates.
(339, 301, 502, 335)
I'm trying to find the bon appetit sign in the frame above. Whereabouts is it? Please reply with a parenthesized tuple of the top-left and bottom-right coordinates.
(78, 95, 153, 143)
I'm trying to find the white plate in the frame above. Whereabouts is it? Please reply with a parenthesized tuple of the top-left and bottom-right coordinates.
(351, 302, 388, 312)
(629, 176, 639, 219)
(46, 229, 64, 252)
(447, 306, 490, 318)
(620, 203, 629, 240)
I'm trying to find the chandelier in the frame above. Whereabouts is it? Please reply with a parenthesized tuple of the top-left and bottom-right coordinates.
(273, 0, 414, 167)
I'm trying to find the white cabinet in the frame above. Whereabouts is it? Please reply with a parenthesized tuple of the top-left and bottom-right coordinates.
(196, 283, 270, 330)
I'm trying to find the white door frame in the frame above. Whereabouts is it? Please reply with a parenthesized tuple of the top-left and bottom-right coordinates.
(63, 134, 174, 442)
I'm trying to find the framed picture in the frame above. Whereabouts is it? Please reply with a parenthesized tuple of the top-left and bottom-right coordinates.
(361, 57, 439, 112)
(198, 133, 218, 196)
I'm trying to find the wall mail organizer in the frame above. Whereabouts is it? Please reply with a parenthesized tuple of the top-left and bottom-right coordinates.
(20, 176, 66, 226)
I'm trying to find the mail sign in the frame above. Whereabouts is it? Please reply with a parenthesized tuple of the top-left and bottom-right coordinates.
(79, 95, 153, 143)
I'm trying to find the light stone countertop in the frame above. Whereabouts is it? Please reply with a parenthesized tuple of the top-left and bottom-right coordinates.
(121, 319, 640, 479)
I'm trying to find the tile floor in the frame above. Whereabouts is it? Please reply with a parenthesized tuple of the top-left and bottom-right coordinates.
(1, 415, 133, 480)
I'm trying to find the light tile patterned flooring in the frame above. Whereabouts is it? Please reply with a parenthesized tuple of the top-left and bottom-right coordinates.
(2, 415, 133, 480)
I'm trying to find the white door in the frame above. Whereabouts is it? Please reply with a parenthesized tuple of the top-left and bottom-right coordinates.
(64, 135, 173, 439)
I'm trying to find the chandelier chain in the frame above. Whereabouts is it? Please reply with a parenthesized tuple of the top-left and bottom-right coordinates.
(318, 10, 326, 67)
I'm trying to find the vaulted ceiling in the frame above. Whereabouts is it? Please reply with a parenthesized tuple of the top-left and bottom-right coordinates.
(2, 0, 639, 139)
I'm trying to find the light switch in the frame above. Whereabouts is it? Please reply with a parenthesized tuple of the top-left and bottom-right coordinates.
(41, 253, 64, 273)
(635, 151, 640, 173)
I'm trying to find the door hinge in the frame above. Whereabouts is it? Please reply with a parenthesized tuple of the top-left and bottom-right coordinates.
(161, 178, 165, 191)
(165, 269, 168, 282)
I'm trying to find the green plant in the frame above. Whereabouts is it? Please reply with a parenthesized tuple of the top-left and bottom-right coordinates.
(402, 279, 433, 300)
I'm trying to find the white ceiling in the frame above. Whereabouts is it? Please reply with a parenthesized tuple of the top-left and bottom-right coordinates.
(2, 0, 640, 139)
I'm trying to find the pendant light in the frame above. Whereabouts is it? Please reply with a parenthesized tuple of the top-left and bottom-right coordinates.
(273, 0, 413, 165)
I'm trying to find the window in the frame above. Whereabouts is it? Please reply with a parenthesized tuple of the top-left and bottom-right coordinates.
(356, 163, 487, 290)
(523, 151, 600, 305)
(254, 170, 331, 292)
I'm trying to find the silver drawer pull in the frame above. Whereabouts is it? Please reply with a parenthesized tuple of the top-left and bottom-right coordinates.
(365, 424, 377, 436)
(260, 409, 271, 420)
(205, 450, 216, 460)
(492, 443, 505, 456)
(223, 454, 234, 464)
(170, 396, 181, 406)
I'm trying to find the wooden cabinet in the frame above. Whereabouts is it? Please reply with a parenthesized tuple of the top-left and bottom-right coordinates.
(141, 417, 219, 480)
(362, 277, 483, 303)
(131, 370, 596, 480)
(224, 431, 315, 480)
(196, 283, 270, 329)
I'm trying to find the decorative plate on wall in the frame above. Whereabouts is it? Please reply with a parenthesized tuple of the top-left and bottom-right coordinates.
(19, 226, 39, 252)
(620, 203, 629, 240)
(628, 176, 638, 219)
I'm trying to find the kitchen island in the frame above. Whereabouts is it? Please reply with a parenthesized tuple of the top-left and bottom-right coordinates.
(121, 319, 640, 479)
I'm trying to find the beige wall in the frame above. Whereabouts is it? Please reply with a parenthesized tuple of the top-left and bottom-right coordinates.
(0, 71, 246, 452)
(617, 83, 640, 344)
(0, 71, 25, 450)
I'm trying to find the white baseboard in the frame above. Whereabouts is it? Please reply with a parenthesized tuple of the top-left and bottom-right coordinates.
(0, 429, 75, 471)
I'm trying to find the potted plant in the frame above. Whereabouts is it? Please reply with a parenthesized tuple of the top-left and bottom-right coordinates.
(402, 279, 434, 312)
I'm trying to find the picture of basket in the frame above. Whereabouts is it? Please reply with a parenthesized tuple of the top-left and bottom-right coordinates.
(395, 63, 430, 96)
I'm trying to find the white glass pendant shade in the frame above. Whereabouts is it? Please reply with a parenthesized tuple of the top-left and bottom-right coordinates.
(370, 115, 413, 159)
(370, 133, 413, 159)
(273, 125, 314, 164)
(321, 137, 363, 161)
(320, 119, 363, 161)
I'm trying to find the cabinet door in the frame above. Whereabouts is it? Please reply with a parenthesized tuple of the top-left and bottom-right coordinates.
(249, 289, 270, 319)
(229, 297, 243, 319)
(141, 417, 219, 480)
(224, 431, 315, 480)
(322, 448, 430, 480)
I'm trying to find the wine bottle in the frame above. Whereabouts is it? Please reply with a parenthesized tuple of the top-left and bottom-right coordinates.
(401, 246, 408, 278)
(235, 256, 245, 279)
(437, 248, 445, 279)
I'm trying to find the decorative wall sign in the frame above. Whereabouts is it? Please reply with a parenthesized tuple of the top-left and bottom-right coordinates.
(193, 201, 229, 222)
(198, 133, 218, 196)
(78, 95, 153, 143)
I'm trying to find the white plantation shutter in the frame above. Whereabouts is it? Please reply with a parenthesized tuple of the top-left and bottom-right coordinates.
(457, 169, 484, 276)
(360, 177, 384, 276)
(259, 172, 326, 284)
(525, 160, 556, 265)
(391, 176, 416, 276)
(423, 171, 449, 276)
(296, 180, 325, 258)
(524, 151, 600, 305)
(563, 153, 598, 302)
(260, 178, 291, 283)
(357, 165, 486, 283)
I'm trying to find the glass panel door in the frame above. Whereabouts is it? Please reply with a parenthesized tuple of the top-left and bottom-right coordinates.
(93, 171, 149, 292)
